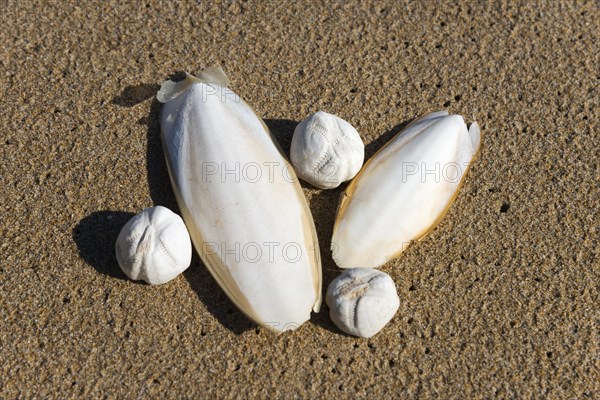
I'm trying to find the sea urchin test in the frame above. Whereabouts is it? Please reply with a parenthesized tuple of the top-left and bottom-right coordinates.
(326, 268, 400, 338)
(157, 67, 322, 333)
(290, 111, 364, 189)
(115, 206, 192, 285)
(331, 111, 481, 269)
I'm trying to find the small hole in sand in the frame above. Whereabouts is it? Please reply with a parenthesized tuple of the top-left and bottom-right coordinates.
(500, 202, 510, 213)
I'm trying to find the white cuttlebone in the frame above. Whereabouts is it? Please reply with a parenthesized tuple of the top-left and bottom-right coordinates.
(157, 67, 322, 333)
(331, 111, 481, 269)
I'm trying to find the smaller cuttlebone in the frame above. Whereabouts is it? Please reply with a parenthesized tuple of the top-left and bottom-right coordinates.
(331, 111, 481, 269)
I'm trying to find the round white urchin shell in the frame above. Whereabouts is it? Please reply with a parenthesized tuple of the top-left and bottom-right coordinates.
(115, 206, 192, 285)
(326, 268, 400, 338)
(290, 111, 364, 189)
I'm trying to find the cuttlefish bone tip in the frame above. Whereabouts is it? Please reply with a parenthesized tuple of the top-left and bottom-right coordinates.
(468, 121, 482, 154)
(156, 72, 195, 104)
(431, 109, 450, 117)
(156, 67, 230, 104)
(195, 66, 230, 87)
(313, 299, 321, 313)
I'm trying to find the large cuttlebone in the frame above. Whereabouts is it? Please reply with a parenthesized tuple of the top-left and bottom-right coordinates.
(157, 67, 322, 333)
(331, 111, 481, 269)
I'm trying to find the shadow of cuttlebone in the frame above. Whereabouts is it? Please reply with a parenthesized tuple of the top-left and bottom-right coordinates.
(74, 82, 253, 335)
(73, 84, 162, 283)
(264, 118, 297, 157)
(264, 117, 346, 334)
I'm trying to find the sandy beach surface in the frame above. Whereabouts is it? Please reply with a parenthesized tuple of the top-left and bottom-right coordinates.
(1, 1, 598, 398)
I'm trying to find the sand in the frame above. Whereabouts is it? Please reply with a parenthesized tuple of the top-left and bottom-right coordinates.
(1, 1, 598, 398)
